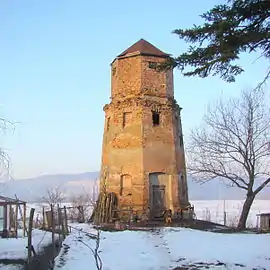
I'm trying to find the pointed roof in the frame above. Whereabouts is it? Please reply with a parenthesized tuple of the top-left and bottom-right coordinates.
(117, 39, 170, 58)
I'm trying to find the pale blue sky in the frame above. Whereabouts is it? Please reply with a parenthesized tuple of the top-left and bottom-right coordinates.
(0, 0, 268, 179)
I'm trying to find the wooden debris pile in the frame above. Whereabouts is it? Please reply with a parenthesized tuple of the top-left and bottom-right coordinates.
(90, 192, 118, 224)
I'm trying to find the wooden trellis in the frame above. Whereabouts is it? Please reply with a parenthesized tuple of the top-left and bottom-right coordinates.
(0, 195, 27, 238)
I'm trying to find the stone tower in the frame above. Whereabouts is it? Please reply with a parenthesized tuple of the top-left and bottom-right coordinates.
(100, 39, 189, 218)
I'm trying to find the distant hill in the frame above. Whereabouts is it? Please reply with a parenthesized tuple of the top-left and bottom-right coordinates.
(0, 172, 100, 202)
(0, 172, 269, 202)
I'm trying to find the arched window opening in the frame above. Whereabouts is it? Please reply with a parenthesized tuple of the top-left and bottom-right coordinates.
(120, 174, 132, 196)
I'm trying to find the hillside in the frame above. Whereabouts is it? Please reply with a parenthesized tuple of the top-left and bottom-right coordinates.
(0, 172, 269, 202)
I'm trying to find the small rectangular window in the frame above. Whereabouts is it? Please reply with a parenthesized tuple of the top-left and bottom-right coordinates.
(106, 117, 110, 131)
(148, 62, 157, 69)
(120, 174, 132, 196)
(152, 111, 160, 126)
(123, 112, 132, 128)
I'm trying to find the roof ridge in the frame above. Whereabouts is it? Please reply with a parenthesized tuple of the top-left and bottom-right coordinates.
(117, 39, 169, 58)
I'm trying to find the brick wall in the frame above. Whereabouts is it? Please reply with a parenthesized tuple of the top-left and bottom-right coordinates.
(101, 52, 189, 214)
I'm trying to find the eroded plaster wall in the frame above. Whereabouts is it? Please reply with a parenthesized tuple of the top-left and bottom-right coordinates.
(101, 52, 189, 214)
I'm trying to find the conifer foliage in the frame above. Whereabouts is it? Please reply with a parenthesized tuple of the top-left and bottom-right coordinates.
(168, 0, 270, 82)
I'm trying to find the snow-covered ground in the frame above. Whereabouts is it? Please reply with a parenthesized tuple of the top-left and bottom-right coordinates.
(191, 200, 269, 227)
(54, 223, 270, 270)
(0, 229, 58, 269)
(1, 200, 269, 269)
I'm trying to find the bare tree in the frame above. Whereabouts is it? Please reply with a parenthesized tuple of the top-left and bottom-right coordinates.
(188, 88, 270, 230)
(69, 192, 92, 223)
(41, 186, 65, 209)
(69, 179, 99, 222)
(0, 117, 15, 180)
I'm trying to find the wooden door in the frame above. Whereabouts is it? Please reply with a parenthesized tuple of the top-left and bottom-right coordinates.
(151, 184, 165, 217)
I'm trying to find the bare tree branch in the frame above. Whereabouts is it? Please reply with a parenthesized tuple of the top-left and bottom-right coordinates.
(40, 186, 65, 209)
(187, 87, 270, 229)
(0, 117, 16, 180)
(255, 68, 270, 91)
(77, 228, 102, 270)
(254, 177, 270, 195)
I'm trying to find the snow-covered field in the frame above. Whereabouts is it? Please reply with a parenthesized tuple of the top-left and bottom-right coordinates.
(0, 229, 58, 269)
(0, 200, 269, 269)
(191, 200, 269, 227)
(54, 223, 270, 270)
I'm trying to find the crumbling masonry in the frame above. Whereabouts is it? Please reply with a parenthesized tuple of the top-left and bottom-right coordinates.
(100, 39, 190, 219)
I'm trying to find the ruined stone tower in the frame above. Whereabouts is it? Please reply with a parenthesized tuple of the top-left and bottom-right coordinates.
(100, 39, 189, 218)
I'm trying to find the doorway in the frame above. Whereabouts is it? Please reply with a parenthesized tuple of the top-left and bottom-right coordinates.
(149, 173, 169, 218)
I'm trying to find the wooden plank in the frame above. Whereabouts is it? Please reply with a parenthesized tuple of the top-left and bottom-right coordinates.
(3, 205, 8, 237)
(51, 204, 55, 264)
(23, 203, 27, 237)
(63, 206, 68, 236)
(15, 204, 18, 238)
(27, 208, 35, 265)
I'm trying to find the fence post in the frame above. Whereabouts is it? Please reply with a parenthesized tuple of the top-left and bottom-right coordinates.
(57, 204, 62, 240)
(81, 206, 85, 223)
(51, 204, 55, 265)
(58, 204, 65, 240)
(63, 206, 68, 235)
(42, 207, 46, 229)
(23, 203, 27, 237)
(15, 204, 18, 238)
(27, 208, 35, 265)
(223, 200, 227, 226)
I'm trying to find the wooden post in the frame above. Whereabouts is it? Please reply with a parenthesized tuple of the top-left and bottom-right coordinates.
(35, 213, 39, 228)
(60, 207, 66, 240)
(223, 200, 227, 226)
(57, 204, 63, 240)
(51, 204, 55, 263)
(27, 208, 35, 265)
(23, 203, 27, 237)
(3, 205, 8, 238)
(81, 206, 85, 223)
(42, 207, 45, 229)
(256, 215, 260, 232)
(9, 204, 12, 231)
(15, 204, 18, 238)
(63, 206, 68, 236)
(14, 195, 27, 237)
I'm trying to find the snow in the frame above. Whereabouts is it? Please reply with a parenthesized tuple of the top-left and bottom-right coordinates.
(54, 224, 270, 270)
(0, 229, 57, 261)
(191, 200, 269, 227)
(0, 265, 21, 270)
(0, 229, 59, 270)
(1, 200, 269, 269)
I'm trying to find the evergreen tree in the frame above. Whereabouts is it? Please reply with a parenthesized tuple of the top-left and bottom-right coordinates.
(166, 0, 270, 82)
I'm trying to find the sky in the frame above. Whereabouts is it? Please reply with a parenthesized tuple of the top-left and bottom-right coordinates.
(0, 0, 269, 179)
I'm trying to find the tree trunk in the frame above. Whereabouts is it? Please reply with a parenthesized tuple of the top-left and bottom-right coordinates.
(237, 193, 255, 230)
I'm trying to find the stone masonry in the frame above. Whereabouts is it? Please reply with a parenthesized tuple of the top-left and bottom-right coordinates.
(100, 39, 190, 219)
